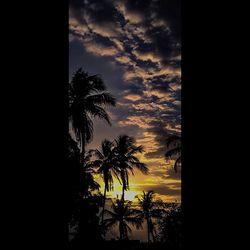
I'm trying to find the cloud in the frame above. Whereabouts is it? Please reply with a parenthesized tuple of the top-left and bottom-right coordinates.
(123, 94, 142, 102)
(136, 182, 181, 198)
(123, 8, 145, 24)
(132, 48, 161, 63)
(115, 55, 135, 67)
(118, 115, 157, 129)
(114, 0, 147, 24)
(69, 16, 89, 37)
(84, 41, 119, 57)
(166, 166, 182, 181)
(141, 120, 180, 160)
(132, 102, 167, 112)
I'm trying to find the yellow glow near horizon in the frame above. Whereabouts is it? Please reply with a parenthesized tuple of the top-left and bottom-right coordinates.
(93, 154, 181, 203)
(109, 189, 139, 202)
(97, 180, 140, 201)
(94, 173, 181, 203)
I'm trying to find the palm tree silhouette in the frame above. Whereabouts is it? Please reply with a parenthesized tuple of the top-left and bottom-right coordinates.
(136, 191, 155, 243)
(114, 135, 148, 202)
(69, 68, 116, 157)
(90, 139, 121, 225)
(81, 152, 100, 198)
(104, 199, 143, 240)
(165, 135, 181, 172)
(136, 190, 165, 243)
(68, 135, 100, 198)
(68, 135, 101, 244)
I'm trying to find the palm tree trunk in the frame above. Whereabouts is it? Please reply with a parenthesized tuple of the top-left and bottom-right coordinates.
(101, 186, 107, 224)
(120, 169, 126, 203)
(151, 228, 156, 243)
(119, 221, 123, 240)
(81, 130, 85, 163)
(121, 184, 125, 203)
(147, 216, 150, 243)
(149, 218, 155, 243)
(80, 128, 86, 197)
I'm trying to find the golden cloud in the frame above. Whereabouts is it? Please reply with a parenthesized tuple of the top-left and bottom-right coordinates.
(123, 94, 142, 101)
(132, 49, 161, 63)
(84, 41, 119, 57)
(118, 115, 156, 129)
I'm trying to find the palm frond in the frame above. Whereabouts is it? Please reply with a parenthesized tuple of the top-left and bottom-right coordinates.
(131, 162, 148, 174)
(86, 92, 116, 107)
(86, 74, 106, 92)
(165, 147, 181, 159)
(125, 216, 143, 230)
(86, 104, 112, 126)
(166, 135, 181, 148)
(104, 209, 118, 218)
(103, 218, 117, 229)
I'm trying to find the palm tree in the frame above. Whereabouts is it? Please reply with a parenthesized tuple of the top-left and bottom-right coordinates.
(68, 136, 101, 244)
(114, 135, 148, 202)
(89, 139, 121, 224)
(104, 199, 143, 240)
(136, 191, 155, 243)
(69, 68, 116, 157)
(165, 134, 181, 172)
(81, 152, 100, 198)
(68, 134, 100, 197)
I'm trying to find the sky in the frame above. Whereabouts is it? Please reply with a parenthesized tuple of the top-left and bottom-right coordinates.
(69, 0, 181, 204)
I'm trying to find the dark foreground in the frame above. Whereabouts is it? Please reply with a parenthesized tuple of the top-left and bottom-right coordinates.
(69, 240, 180, 250)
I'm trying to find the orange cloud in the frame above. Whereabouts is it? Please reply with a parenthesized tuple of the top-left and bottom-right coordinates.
(69, 16, 89, 37)
(132, 102, 166, 111)
(84, 41, 119, 57)
(118, 116, 156, 129)
(123, 94, 142, 101)
(132, 49, 161, 63)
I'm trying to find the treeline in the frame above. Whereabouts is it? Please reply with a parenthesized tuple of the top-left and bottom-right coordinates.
(67, 68, 181, 249)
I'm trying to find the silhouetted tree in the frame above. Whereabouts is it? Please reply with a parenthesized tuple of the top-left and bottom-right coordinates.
(89, 139, 121, 225)
(136, 191, 166, 243)
(81, 152, 100, 197)
(68, 134, 101, 247)
(158, 203, 181, 249)
(68, 134, 81, 200)
(165, 135, 181, 172)
(69, 68, 116, 157)
(114, 135, 148, 202)
(72, 194, 104, 246)
(68, 68, 115, 246)
(136, 191, 155, 243)
(68, 134, 82, 244)
(104, 199, 143, 240)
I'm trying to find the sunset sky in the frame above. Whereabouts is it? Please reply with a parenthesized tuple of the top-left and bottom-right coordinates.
(69, 0, 181, 203)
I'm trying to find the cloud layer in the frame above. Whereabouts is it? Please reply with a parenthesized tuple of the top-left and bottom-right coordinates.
(69, 0, 181, 202)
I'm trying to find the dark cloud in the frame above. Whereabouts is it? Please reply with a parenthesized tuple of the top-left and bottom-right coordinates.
(69, 0, 85, 22)
(137, 183, 181, 197)
(125, 0, 152, 14)
(153, 0, 181, 41)
(84, 0, 119, 25)
(122, 0, 181, 63)
(166, 167, 181, 180)
(144, 120, 180, 159)
(153, 185, 180, 197)
(149, 76, 174, 92)
(144, 121, 169, 158)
